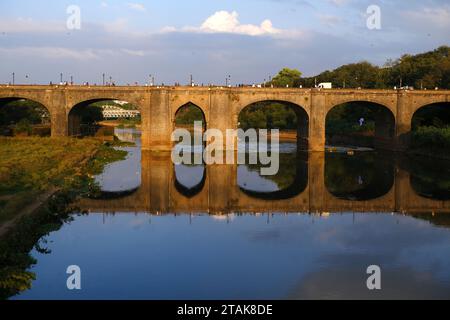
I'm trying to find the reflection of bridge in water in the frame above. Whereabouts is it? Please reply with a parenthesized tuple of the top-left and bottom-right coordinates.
(77, 152, 450, 215)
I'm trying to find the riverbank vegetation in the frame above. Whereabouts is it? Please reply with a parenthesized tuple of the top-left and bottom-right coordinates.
(0, 137, 128, 299)
(0, 137, 127, 225)
(410, 103, 450, 156)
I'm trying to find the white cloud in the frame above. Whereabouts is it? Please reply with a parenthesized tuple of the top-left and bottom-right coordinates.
(121, 49, 146, 56)
(318, 14, 342, 27)
(127, 2, 146, 12)
(403, 6, 450, 28)
(328, 0, 350, 6)
(200, 11, 280, 35)
(166, 11, 282, 36)
(0, 47, 103, 60)
(0, 46, 149, 60)
(0, 18, 66, 33)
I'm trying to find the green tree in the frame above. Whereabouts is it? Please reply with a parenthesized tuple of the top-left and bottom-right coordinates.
(271, 68, 302, 88)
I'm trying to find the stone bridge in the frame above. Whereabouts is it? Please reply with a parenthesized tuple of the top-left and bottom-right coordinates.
(1, 85, 450, 151)
(77, 152, 450, 215)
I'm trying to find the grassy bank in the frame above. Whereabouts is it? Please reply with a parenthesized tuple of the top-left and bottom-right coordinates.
(99, 118, 141, 129)
(0, 137, 128, 227)
(0, 137, 128, 299)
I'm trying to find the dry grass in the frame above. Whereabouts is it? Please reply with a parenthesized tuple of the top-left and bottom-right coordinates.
(0, 137, 101, 223)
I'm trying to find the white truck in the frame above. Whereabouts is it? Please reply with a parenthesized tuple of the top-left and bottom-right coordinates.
(317, 82, 332, 89)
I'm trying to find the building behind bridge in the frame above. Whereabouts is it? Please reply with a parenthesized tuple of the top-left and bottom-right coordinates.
(101, 105, 140, 119)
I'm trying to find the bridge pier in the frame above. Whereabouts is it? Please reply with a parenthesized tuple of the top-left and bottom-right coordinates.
(51, 110, 69, 137)
(395, 93, 413, 151)
(309, 94, 326, 152)
(142, 90, 173, 151)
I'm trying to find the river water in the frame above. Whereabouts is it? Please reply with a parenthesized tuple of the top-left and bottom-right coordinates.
(11, 128, 450, 300)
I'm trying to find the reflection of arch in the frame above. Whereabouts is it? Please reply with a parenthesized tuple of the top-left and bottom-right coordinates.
(0, 97, 52, 135)
(174, 166, 207, 198)
(325, 101, 396, 149)
(68, 98, 141, 136)
(237, 100, 310, 150)
(400, 155, 450, 201)
(325, 152, 395, 201)
(239, 152, 308, 200)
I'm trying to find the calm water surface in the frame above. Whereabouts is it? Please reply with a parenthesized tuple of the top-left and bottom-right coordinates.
(12, 128, 450, 300)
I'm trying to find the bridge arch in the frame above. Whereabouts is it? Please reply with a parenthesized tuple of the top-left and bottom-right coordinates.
(237, 100, 310, 149)
(411, 101, 450, 129)
(0, 97, 52, 136)
(173, 102, 207, 128)
(325, 100, 396, 150)
(0, 93, 50, 110)
(68, 98, 141, 136)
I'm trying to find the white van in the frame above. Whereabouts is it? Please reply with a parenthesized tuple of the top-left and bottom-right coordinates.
(317, 82, 332, 89)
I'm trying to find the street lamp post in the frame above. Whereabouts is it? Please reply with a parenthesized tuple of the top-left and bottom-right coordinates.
(103, 73, 105, 86)
(60, 73, 63, 84)
(226, 75, 231, 87)
(12, 72, 15, 85)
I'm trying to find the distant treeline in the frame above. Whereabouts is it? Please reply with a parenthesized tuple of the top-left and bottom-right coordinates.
(270, 46, 450, 90)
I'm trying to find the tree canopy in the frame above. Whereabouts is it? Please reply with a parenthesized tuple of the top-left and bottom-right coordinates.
(270, 68, 302, 88)
(270, 46, 450, 89)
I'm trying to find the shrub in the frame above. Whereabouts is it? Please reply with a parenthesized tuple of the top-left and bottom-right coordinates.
(412, 126, 450, 150)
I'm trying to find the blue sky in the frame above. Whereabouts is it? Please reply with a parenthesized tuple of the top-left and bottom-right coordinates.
(0, 0, 449, 85)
